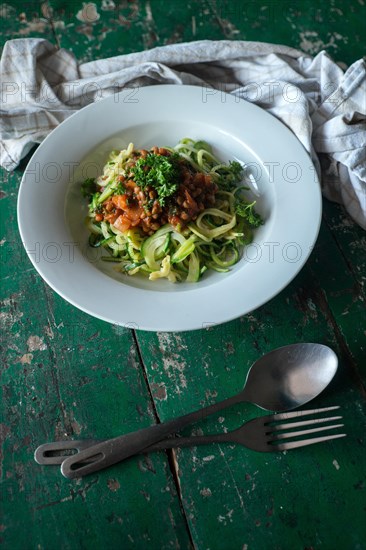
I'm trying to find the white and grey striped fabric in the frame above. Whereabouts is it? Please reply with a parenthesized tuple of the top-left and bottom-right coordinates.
(1, 38, 365, 228)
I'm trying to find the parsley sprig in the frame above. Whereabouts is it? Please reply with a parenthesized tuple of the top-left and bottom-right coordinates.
(217, 161, 243, 190)
(81, 177, 97, 198)
(235, 199, 263, 228)
(131, 153, 180, 206)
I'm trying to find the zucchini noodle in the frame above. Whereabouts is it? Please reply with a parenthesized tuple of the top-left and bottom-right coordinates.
(82, 138, 264, 283)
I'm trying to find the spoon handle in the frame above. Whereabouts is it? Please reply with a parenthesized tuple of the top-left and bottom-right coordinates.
(60, 390, 246, 479)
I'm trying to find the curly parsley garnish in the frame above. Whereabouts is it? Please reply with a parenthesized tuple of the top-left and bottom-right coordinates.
(216, 161, 243, 190)
(81, 177, 97, 198)
(131, 153, 180, 206)
(114, 181, 126, 195)
(235, 199, 264, 228)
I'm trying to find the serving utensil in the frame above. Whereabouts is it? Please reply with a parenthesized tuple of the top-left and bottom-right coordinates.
(34, 343, 338, 478)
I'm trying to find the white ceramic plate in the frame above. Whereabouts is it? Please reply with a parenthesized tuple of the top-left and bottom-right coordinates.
(17, 85, 321, 331)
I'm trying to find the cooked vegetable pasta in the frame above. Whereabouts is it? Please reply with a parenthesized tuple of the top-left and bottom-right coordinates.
(81, 138, 264, 283)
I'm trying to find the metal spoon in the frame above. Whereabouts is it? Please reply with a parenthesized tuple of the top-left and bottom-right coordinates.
(35, 343, 338, 478)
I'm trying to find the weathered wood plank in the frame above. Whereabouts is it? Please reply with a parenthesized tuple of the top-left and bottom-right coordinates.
(0, 0, 55, 43)
(323, 200, 366, 295)
(207, 0, 365, 65)
(0, 167, 192, 549)
(43, 0, 366, 67)
(310, 202, 366, 388)
(46, 0, 226, 61)
(136, 214, 366, 549)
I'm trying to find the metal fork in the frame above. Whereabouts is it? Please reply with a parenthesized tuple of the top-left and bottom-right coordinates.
(34, 407, 346, 478)
(156, 406, 346, 453)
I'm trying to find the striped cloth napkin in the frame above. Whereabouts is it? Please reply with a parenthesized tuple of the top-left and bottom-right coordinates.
(1, 38, 365, 228)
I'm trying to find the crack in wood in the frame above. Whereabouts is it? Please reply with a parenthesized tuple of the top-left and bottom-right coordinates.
(132, 330, 196, 549)
(314, 287, 366, 398)
(42, 285, 75, 436)
(41, 0, 61, 49)
(323, 207, 366, 301)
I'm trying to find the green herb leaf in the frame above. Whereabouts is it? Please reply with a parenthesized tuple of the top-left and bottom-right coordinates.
(114, 181, 126, 195)
(235, 199, 264, 228)
(131, 153, 179, 206)
(89, 192, 101, 213)
(81, 177, 97, 198)
(217, 161, 243, 190)
(228, 161, 243, 178)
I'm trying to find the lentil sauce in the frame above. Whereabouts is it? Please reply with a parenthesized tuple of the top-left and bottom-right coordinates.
(94, 146, 218, 235)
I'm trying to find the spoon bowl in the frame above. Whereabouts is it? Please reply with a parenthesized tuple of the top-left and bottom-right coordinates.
(242, 342, 338, 411)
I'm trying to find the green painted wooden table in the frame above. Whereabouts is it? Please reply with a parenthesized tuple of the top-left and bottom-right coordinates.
(1, 1, 365, 549)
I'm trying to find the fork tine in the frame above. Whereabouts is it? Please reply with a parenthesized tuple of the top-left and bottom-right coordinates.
(274, 432, 347, 451)
(267, 415, 342, 432)
(266, 406, 340, 423)
(262, 406, 346, 452)
(269, 423, 344, 441)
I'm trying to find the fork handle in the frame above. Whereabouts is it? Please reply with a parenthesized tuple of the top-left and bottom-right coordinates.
(35, 431, 235, 466)
(34, 439, 104, 465)
(60, 391, 245, 479)
(147, 431, 233, 451)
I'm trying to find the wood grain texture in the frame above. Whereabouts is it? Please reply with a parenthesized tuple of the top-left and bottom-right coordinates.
(1, 1, 365, 549)
(136, 211, 366, 548)
(0, 168, 192, 549)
